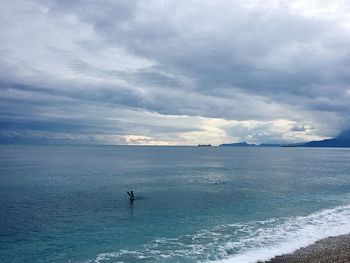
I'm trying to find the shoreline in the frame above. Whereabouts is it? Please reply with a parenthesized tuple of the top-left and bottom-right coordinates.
(261, 234, 350, 263)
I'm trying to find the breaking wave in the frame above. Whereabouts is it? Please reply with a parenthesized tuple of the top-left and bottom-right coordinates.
(87, 204, 350, 263)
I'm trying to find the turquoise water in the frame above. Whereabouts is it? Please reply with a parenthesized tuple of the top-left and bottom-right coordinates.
(1, 145, 350, 263)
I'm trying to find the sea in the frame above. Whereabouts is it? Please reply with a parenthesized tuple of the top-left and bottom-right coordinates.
(1, 145, 350, 263)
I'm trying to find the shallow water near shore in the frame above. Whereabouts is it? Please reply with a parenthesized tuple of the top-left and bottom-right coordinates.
(1, 145, 350, 262)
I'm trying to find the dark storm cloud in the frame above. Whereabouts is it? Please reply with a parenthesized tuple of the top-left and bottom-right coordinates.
(0, 82, 202, 133)
(1, 0, 350, 144)
(42, 1, 350, 115)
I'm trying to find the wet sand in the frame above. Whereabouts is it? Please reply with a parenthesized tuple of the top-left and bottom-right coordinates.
(262, 234, 350, 263)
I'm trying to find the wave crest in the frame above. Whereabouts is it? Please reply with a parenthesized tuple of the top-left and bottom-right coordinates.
(88, 205, 350, 263)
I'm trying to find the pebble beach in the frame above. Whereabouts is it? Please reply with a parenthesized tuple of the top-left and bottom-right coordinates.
(263, 234, 350, 263)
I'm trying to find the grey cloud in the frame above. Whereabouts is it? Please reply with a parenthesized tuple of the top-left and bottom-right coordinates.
(290, 125, 306, 132)
(1, 0, 350, 144)
(45, 1, 350, 112)
(0, 82, 204, 144)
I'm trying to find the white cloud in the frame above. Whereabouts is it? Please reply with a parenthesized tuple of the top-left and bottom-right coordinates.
(1, 0, 350, 144)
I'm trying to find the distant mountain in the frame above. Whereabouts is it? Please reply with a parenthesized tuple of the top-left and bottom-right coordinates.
(219, 129, 350, 148)
(336, 129, 350, 139)
(302, 139, 350, 147)
(220, 142, 255, 147)
(259, 143, 282, 147)
(302, 129, 350, 147)
(219, 142, 281, 147)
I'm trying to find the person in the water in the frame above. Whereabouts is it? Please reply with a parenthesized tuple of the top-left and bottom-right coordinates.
(127, 190, 135, 201)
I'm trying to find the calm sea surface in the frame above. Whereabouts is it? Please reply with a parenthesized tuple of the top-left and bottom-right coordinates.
(1, 145, 350, 263)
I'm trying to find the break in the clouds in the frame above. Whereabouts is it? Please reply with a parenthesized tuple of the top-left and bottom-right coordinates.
(1, 0, 350, 145)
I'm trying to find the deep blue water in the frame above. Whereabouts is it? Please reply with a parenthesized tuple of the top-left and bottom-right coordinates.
(1, 145, 350, 263)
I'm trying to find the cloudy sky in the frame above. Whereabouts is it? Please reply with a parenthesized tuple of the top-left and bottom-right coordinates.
(1, 0, 350, 145)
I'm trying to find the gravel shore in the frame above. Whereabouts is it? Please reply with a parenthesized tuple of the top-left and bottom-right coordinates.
(261, 234, 350, 263)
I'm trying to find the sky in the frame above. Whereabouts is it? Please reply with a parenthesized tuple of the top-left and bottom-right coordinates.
(1, 0, 350, 145)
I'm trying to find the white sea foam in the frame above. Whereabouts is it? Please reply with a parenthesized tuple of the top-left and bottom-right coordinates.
(89, 204, 350, 263)
(212, 204, 350, 263)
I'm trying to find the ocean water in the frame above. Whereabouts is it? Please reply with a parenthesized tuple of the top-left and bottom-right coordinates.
(1, 145, 350, 263)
